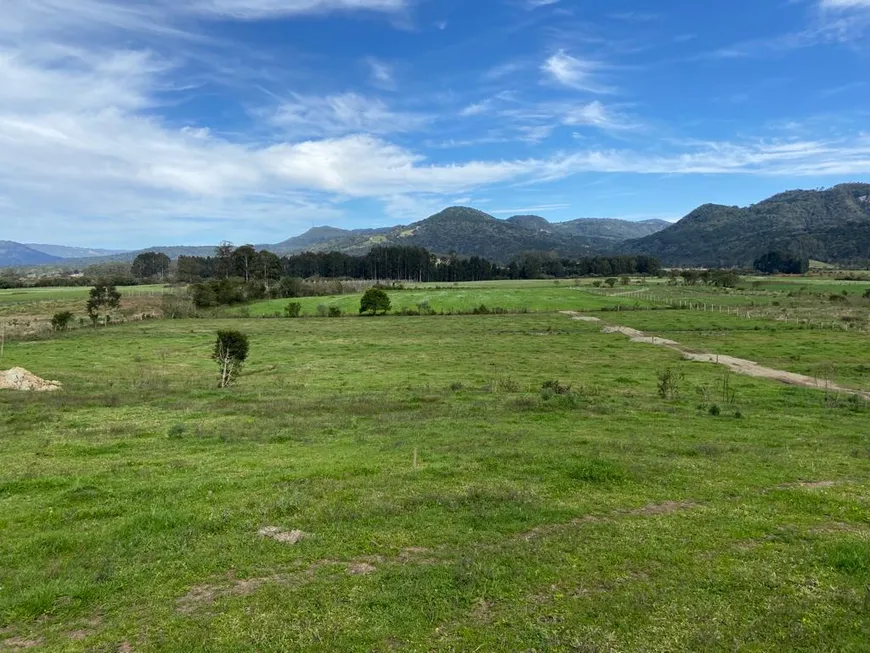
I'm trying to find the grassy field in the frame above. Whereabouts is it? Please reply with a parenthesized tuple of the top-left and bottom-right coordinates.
(2, 307, 870, 651)
(238, 286, 660, 317)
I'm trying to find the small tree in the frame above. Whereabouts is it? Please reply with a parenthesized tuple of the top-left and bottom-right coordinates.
(86, 283, 121, 326)
(51, 311, 74, 332)
(213, 330, 249, 388)
(284, 302, 302, 318)
(360, 288, 391, 315)
(605, 278, 618, 288)
(620, 276, 631, 286)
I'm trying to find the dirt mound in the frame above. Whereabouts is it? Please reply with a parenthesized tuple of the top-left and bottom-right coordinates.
(0, 368, 62, 392)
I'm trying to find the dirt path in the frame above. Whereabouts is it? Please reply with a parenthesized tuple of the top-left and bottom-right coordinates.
(570, 316, 870, 400)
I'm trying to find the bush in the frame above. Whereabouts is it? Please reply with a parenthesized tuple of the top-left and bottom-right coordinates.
(328, 306, 342, 318)
(605, 278, 618, 288)
(51, 311, 74, 332)
(213, 330, 250, 388)
(708, 404, 721, 416)
(284, 302, 302, 318)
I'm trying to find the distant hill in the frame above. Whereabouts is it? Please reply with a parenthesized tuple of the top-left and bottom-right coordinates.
(621, 183, 870, 266)
(552, 218, 671, 242)
(0, 241, 63, 267)
(270, 226, 393, 255)
(24, 244, 130, 259)
(505, 215, 670, 243)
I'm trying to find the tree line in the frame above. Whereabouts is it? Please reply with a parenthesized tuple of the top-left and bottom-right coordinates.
(172, 244, 661, 284)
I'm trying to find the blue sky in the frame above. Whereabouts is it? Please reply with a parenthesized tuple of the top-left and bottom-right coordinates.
(1, 0, 869, 248)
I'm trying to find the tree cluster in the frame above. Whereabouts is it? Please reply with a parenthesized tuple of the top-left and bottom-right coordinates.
(754, 251, 810, 275)
(507, 253, 661, 279)
(670, 269, 742, 287)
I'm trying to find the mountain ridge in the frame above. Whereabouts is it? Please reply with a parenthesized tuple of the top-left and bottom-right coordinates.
(621, 182, 870, 266)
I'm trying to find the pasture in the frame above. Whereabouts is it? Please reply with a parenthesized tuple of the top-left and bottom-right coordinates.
(1, 281, 869, 652)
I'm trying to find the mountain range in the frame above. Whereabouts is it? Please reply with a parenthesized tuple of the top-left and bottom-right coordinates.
(2, 183, 869, 269)
(0, 214, 670, 268)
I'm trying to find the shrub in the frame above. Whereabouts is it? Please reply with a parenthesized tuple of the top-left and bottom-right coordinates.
(708, 404, 721, 416)
(168, 424, 187, 439)
(213, 330, 250, 388)
(284, 302, 302, 318)
(417, 301, 435, 315)
(316, 304, 329, 317)
(472, 304, 491, 315)
(51, 311, 74, 332)
(657, 367, 684, 400)
(605, 278, 618, 288)
(328, 306, 342, 318)
(864, 289, 870, 299)
(541, 380, 572, 395)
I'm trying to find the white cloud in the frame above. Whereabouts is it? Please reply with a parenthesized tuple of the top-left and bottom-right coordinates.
(525, 0, 560, 9)
(270, 93, 429, 137)
(562, 101, 637, 131)
(365, 57, 396, 89)
(459, 101, 492, 117)
(183, 0, 408, 19)
(821, 0, 870, 8)
(542, 50, 613, 94)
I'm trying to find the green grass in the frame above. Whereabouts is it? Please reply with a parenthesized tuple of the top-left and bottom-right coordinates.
(2, 312, 870, 651)
(599, 310, 870, 392)
(240, 287, 658, 316)
(0, 285, 166, 304)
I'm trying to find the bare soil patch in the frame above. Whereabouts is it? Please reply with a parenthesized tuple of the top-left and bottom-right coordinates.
(0, 368, 61, 392)
(778, 480, 837, 489)
(519, 501, 699, 541)
(258, 526, 310, 544)
(347, 562, 377, 575)
(559, 311, 601, 322)
(1, 637, 44, 650)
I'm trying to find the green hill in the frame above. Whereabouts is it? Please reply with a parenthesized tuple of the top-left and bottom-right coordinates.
(621, 183, 870, 266)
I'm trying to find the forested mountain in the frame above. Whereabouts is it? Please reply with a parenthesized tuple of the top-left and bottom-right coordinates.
(620, 183, 870, 266)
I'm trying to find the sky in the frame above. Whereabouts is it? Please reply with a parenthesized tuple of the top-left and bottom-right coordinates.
(1, 0, 869, 248)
